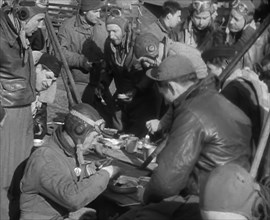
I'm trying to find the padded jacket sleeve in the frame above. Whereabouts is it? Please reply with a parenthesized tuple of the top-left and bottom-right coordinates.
(58, 24, 86, 69)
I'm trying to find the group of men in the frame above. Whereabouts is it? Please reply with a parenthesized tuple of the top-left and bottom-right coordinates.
(1, 0, 270, 219)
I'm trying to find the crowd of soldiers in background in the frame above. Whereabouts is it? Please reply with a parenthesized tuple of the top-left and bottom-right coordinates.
(1, 0, 270, 219)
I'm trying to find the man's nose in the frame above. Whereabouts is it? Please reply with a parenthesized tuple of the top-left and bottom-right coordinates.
(38, 20, 45, 28)
(109, 33, 115, 39)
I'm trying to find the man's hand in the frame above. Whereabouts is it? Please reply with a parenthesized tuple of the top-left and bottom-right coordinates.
(146, 119, 161, 134)
(101, 165, 121, 179)
(118, 89, 137, 103)
(82, 58, 92, 72)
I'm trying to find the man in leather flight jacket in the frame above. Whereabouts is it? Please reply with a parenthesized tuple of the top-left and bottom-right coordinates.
(117, 54, 252, 220)
(0, 1, 47, 219)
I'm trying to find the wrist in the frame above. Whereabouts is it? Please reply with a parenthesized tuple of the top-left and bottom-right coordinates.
(101, 166, 113, 178)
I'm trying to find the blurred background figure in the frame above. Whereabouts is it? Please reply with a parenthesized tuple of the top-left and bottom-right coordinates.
(142, 0, 182, 42)
(176, 0, 221, 52)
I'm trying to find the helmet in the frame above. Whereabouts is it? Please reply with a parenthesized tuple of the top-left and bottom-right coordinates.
(134, 32, 159, 59)
(14, 0, 48, 21)
(64, 103, 105, 145)
(231, 0, 255, 24)
(191, 0, 215, 14)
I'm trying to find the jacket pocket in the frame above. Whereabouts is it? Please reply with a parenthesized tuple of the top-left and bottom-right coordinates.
(1, 79, 27, 92)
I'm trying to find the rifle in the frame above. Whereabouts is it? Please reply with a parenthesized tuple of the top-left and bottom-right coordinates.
(45, 13, 81, 107)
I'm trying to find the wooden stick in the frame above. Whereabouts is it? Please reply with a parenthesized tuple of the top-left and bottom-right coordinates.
(250, 111, 270, 179)
(140, 136, 168, 169)
(45, 22, 75, 107)
(45, 13, 81, 105)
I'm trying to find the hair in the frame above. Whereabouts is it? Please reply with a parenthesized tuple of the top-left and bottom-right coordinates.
(207, 57, 230, 68)
(161, 0, 182, 18)
(79, 9, 86, 15)
(261, 53, 270, 67)
(174, 72, 199, 86)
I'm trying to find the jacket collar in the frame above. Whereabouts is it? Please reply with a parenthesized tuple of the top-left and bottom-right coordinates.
(74, 14, 102, 34)
(0, 9, 19, 47)
(157, 18, 170, 34)
(173, 75, 219, 108)
(53, 126, 76, 158)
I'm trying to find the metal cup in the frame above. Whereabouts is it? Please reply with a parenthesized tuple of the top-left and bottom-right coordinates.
(125, 136, 139, 153)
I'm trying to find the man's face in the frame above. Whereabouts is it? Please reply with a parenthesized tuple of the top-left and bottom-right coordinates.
(25, 13, 45, 37)
(82, 130, 100, 150)
(168, 10, 181, 28)
(35, 64, 56, 92)
(156, 81, 182, 103)
(229, 9, 245, 32)
(192, 11, 211, 30)
(85, 9, 100, 24)
(107, 24, 123, 46)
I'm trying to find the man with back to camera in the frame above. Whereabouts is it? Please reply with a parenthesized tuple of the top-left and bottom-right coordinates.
(117, 53, 253, 220)
(0, 0, 48, 218)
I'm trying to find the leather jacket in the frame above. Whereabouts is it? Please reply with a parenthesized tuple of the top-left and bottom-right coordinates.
(0, 9, 36, 107)
(143, 78, 252, 204)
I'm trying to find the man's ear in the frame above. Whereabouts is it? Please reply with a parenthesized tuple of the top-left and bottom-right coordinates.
(166, 13, 172, 20)
(167, 81, 176, 96)
(35, 63, 43, 73)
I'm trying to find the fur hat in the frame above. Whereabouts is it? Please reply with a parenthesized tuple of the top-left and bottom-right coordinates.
(38, 53, 62, 78)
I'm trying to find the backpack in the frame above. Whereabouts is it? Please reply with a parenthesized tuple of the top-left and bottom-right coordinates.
(224, 67, 270, 129)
